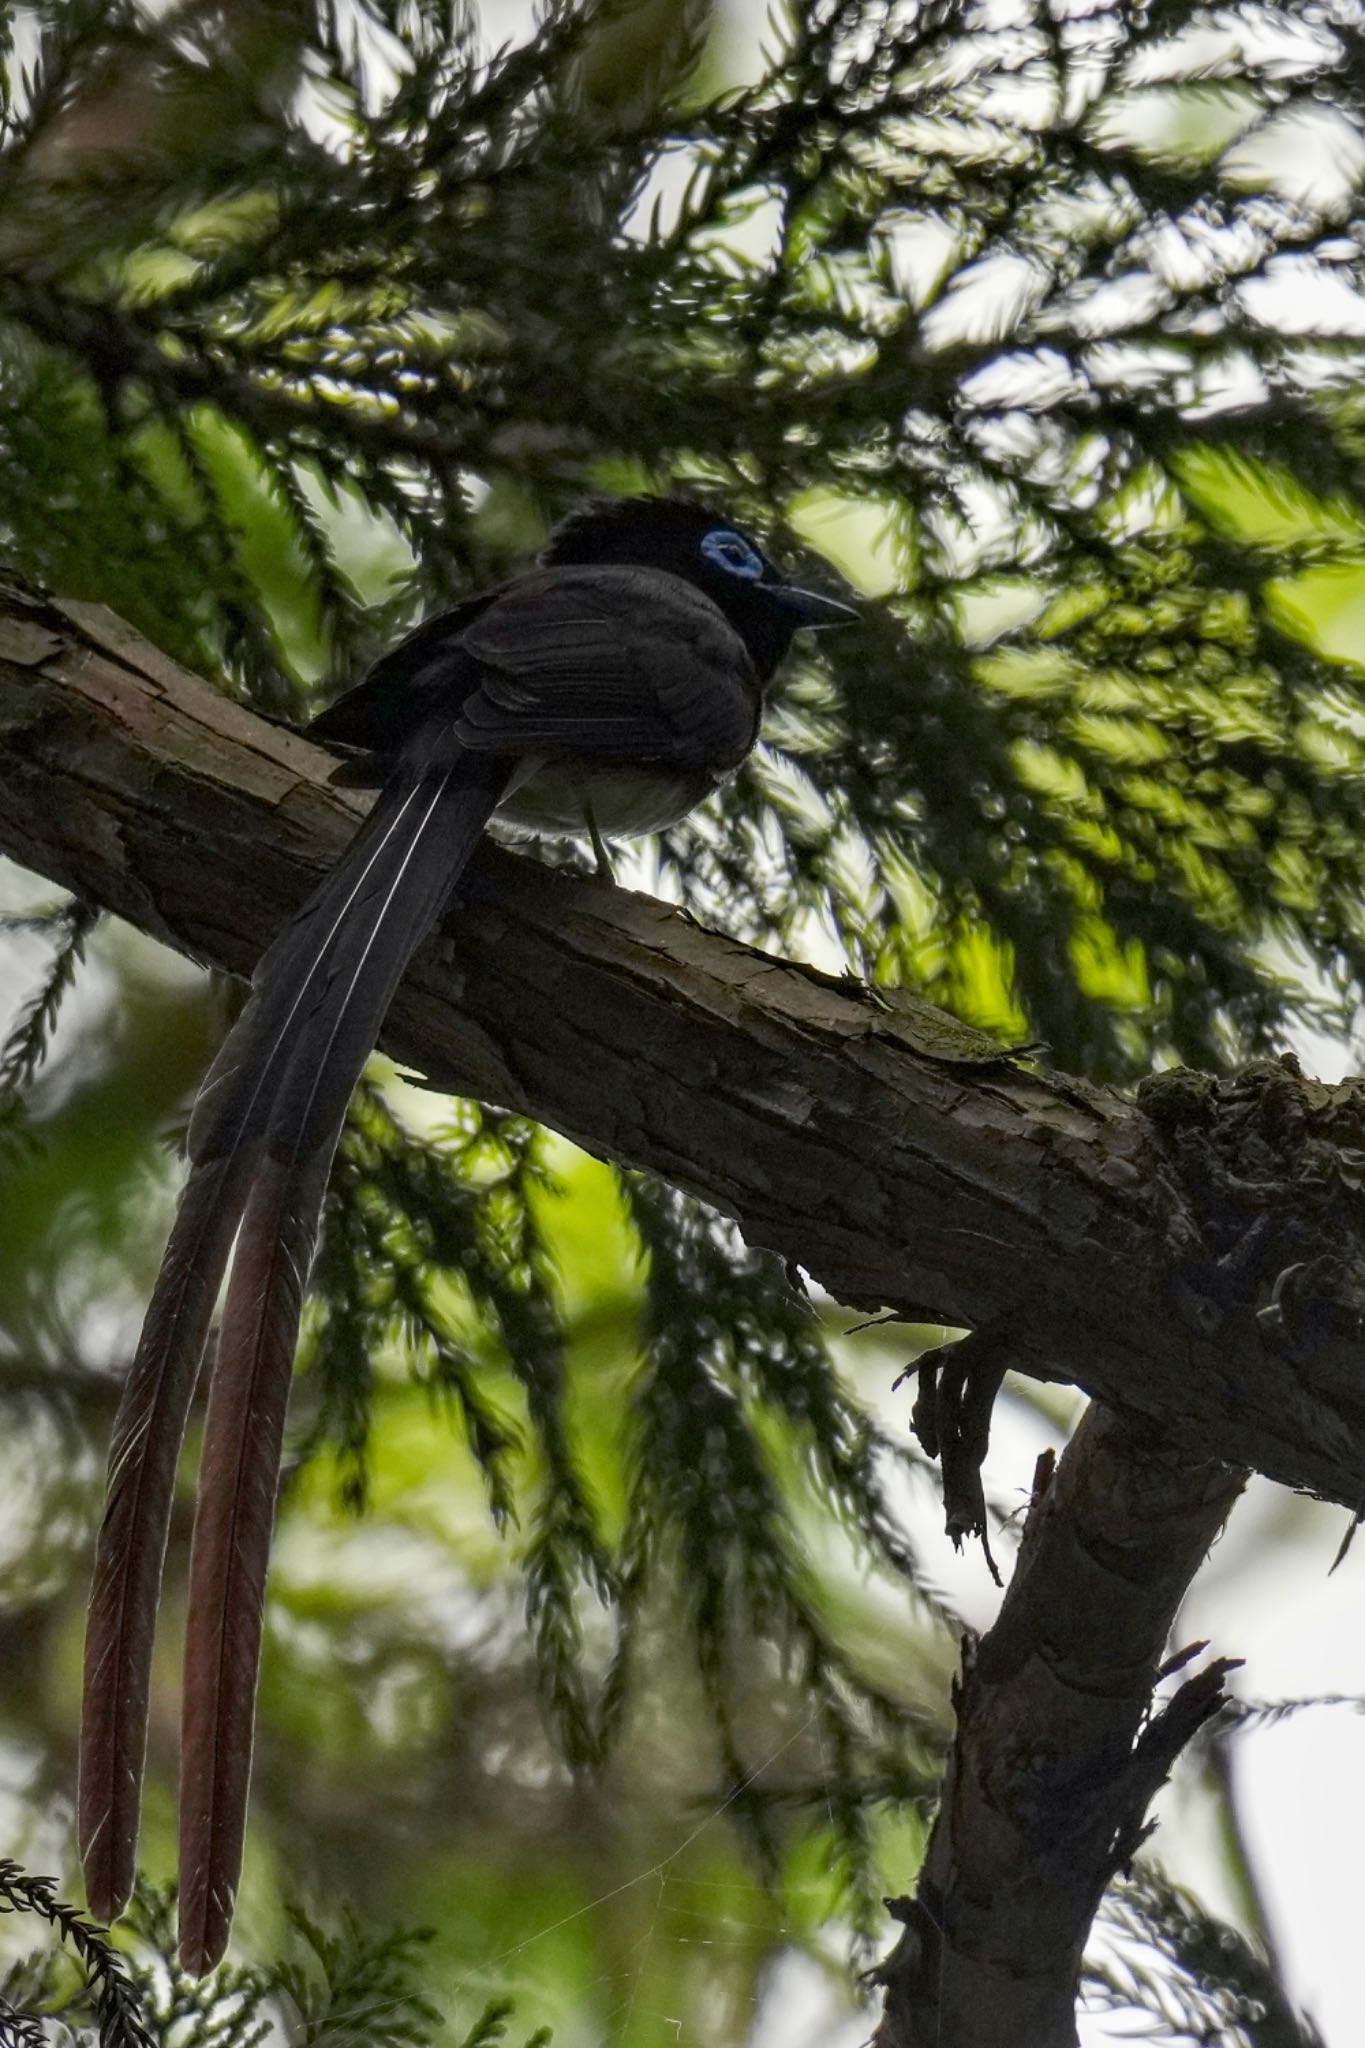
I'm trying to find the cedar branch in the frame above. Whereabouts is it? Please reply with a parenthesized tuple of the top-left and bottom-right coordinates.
(1, 578, 1364, 1509)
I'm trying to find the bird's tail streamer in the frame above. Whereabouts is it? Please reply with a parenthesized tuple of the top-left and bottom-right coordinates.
(81, 751, 506, 1958)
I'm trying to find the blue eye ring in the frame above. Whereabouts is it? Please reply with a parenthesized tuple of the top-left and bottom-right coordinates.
(701, 526, 765, 581)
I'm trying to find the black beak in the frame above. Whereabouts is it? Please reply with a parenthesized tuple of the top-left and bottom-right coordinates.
(769, 583, 860, 629)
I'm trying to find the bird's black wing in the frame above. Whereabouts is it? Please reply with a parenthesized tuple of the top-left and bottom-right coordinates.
(307, 570, 757, 781)
(305, 589, 502, 765)
(456, 565, 760, 771)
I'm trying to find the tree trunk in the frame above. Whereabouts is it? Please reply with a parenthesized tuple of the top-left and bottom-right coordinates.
(873, 1406, 1245, 2046)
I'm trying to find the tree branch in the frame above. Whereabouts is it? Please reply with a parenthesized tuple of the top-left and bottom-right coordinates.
(873, 1404, 1246, 2048)
(2, 577, 1364, 1509)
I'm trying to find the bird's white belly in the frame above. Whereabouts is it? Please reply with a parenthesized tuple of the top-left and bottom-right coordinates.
(495, 754, 719, 839)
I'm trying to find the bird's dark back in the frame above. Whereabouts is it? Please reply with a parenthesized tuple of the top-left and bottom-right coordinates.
(309, 495, 802, 771)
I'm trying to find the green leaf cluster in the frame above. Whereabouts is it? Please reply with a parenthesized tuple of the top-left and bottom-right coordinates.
(3, 0, 1365, 2038)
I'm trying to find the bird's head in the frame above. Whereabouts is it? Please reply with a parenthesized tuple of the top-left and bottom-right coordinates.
(542, 495, 857, 682)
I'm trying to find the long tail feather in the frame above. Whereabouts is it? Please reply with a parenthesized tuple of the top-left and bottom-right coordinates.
(81, 748, 503, 1950)
(174, 757, 505, 1971)
(177, 1152, 329, 1975)
(79, 1153, 253, 1925)
(189, 778, 437, 1162)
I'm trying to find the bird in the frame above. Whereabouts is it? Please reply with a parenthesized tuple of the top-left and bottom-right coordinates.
(77, 492, 855, 1974)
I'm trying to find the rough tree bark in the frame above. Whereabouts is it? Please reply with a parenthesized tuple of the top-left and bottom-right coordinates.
(873, 1408, 1246, 2048)
(1, 578, 1358, 2041)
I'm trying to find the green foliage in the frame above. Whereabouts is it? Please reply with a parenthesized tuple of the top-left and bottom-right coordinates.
(5, 0, 1365, 1069)
(0, 895, 100, 1156)
(0, 1868, 483, 2048)
(616, 1178, 944, 1925)
(304, 1120, 944, 1925)
(308, 1081, 618, 1770)
(0, 1858, 156, 2048)
(3, 0, 1365, 2038)
(270, 1905, 441, 2048)
(1088, 1863, 1325, 2047)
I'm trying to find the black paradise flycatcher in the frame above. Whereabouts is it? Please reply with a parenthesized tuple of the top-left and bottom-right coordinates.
(78, 494, 856, 1974)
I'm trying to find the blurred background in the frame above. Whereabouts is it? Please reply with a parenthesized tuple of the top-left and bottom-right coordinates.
(3, 0, 1365, 2041)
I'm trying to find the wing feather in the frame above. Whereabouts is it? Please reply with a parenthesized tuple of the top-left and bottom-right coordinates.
(308, 567, 759, 780)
